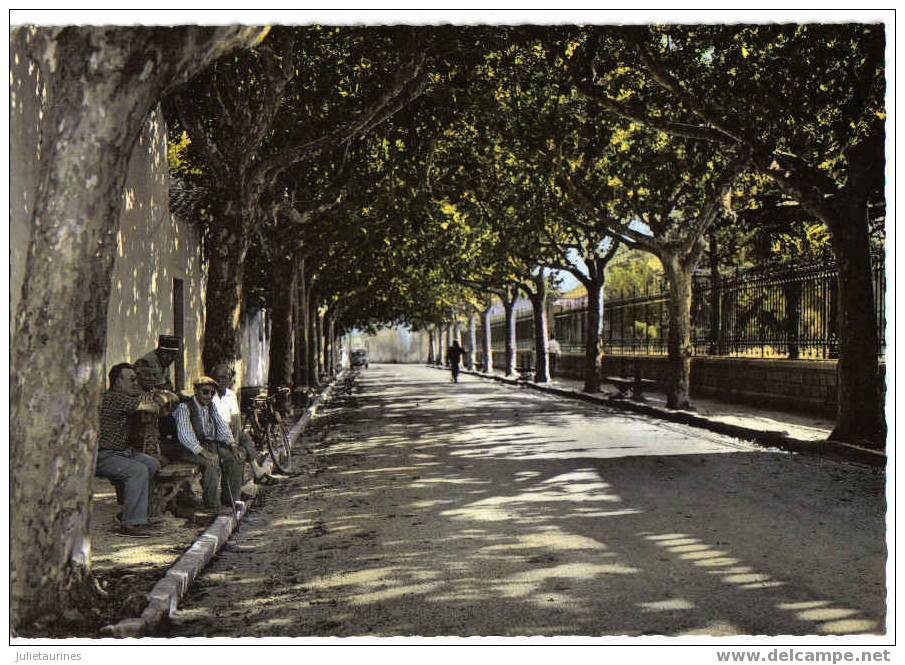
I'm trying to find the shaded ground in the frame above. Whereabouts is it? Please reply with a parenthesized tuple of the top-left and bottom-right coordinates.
(167, 364, 886, 637)
(500, 370, 836, 442)
(21, 439, 278, 637)
(18, 484, 213, 638)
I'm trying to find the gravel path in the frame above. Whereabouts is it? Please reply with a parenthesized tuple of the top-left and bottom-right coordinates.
(166, 364, 886, 637)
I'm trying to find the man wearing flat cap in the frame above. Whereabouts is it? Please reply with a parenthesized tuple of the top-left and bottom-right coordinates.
(134, 334, 181, 392)
(171, 375, 243, 513)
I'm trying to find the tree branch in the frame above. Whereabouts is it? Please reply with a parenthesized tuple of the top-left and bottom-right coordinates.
(566, 32, 739, 147)
(258, 46, 428, 181)
(680, 154, 751, 256)
(629, 28, 750, 147)
(173, 90, 231, 177)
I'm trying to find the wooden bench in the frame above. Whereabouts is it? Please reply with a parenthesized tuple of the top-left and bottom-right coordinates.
(108, 459, 200, 518)
(150, 461, 200, 517)
(603, 375, 661, 401)
(129, 408, 202, 517)
(602, 357, 664, 401)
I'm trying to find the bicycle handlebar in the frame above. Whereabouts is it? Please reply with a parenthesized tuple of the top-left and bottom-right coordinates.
(249, 386, 291, 407)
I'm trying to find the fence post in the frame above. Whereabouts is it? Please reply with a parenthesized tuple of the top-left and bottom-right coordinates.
(828, 277, 840, 359)
(785, 277, 802, 360)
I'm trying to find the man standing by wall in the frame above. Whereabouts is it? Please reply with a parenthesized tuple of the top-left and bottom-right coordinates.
(134, 334, 180, 391)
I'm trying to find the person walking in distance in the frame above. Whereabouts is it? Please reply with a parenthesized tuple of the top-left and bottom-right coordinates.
(447, 340, 465, 383)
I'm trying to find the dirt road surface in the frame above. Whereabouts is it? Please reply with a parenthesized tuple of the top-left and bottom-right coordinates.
(167, 364, 886, 637)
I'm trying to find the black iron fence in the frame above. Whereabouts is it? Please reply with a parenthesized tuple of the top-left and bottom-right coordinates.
(549, 254, 885, 361)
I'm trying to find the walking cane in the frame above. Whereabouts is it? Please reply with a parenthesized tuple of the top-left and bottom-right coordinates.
(212, 440, 239, 521)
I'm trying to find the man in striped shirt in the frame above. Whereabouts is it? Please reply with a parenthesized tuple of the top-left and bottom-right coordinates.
(172, 376, 243, 513)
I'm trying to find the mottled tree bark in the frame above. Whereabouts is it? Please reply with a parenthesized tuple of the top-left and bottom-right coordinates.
(481, 299, 494, 373)
(293, 257, 308, 388)
(523, 275, 550, 383)
(466, 312, 478, 370)
(9, 25, 262, 632)
(661, 251, 696, 409)
(560, 247, 617, 394)
(825, 202, 884, 446)
(315, 308, 325, 379)
(267, 251, 298, 410)
(500, 289, 518, 376)
(617, 162, 742, 409)
(581, 278, 605, 393)
(763, 153, 885, 446)
(201, 197, 252, 374)
(306, 289, 319, 388)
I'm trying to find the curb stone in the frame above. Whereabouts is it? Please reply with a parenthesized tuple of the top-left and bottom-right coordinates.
(431, 365, 885, 469)
(101, 375, 340, 638)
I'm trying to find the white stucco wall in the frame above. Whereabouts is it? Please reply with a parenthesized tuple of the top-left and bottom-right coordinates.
(9, 39, 272, 389)
(102, 108, 207, 387)
(240, 309, 271, 387)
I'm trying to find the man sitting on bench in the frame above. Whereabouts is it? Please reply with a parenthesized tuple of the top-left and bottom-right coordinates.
(210, 363, 276, 487)
(95, 363, 167, 538)
(171, 376, 243, 516)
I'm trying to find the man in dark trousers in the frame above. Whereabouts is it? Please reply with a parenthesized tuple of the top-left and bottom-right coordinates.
(172, 376, 243, 515)
(447, 340, 465, 383)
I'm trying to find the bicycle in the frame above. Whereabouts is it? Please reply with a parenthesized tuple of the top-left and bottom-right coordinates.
(244, 386, 293, 474)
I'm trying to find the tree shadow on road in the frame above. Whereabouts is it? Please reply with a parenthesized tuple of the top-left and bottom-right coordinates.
(168, 366, 886, 638)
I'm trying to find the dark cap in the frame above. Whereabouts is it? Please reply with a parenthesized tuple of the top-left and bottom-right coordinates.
(158, 334, 181, 351)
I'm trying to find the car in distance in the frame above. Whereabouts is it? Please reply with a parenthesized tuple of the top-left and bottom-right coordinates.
(351, 349, 369, 369)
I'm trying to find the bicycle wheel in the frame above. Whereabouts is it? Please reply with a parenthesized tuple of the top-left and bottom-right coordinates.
(267, 421, 292, 473)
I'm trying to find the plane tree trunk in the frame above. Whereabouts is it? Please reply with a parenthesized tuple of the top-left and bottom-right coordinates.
(660, 250, 696, 409)
(466, 312, 478, 370)
(822, 200, 884, 447)
(480, 299, 494, 373)
(9, 25, 261, 633)
(499, 288, 518, 376)
(323, 308, 335, 376)
(581, 277, 605, 393)
(306, 288, 320, 388)
(293, 257, 308, 388)
(267, 251, 298, 413)
(522, 274, 551, 383)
